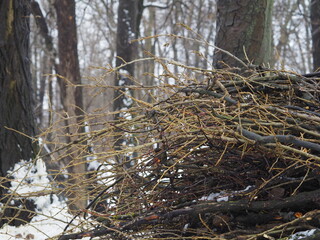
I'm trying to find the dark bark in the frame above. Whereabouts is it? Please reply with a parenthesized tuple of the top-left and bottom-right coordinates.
(54, 0, 86, 211)
(54, 0, 83, 115)
(0, 0, 35, 178)
(311, 0, 320, 71)
(0, 0, 36, 227)
(213, 0, 273, 68)
(113, 0, 144, 112)
(113, 0, 143, 166)
(113, 0, 140, 112)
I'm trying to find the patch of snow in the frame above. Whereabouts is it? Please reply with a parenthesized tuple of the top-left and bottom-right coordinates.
(87, 160, 100, 171)
(123, 94, 133, 106)
(0, 159, 90, 240)
(120, 111, 132, 120)
(17, 144, 22, 152)
(199, 145, 209, 149)
(200, 192, 221, 201)
(217, 196, 229, 202)
(288, 229, 319, 240)
(96, 163, 115, 186)
(84, 122, 90, 133)
(200, 186, 254, 202)
(8, 159, 50, 196)
(242, 185, 253, 192)
(0, 202, 86, 240)
(119, 69, 129, 75)
(119, 79, 126, 86)
(183, 223, 189, 232)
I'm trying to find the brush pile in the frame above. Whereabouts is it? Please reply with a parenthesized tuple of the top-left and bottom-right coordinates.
(60, 66, 320, 240)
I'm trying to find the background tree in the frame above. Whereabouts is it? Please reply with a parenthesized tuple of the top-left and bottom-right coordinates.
(54, 0, 86, 211)
(113, 0, 143, 113)
(113, 0, 143, 168)
(273, 0, 312, 73)
(0, 0, 36, 226)
(311, 0, 320, 71)
(213, 0, 274, 68)
(30, 0, 57, 128)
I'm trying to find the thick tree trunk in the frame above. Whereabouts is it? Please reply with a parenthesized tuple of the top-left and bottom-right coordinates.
(213, 0, 273, 68)
(311, 0, 320, 71)
(54, 0, 86, 212)
(0, 0, 35, 177)
(0, 0, 36, 226)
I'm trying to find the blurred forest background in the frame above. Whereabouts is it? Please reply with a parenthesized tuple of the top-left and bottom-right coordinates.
(30, 0, 315, 133)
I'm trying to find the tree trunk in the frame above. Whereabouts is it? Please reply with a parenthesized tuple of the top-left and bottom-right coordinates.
(0, 0, 36, 226)
(139, 1, 156, 103)
(113, 0, 143, 167)
(0, 0, 35, 180)
(54, 0, 86, 212)
(213, 0, 274, 68)
(311, 0, 320, 71)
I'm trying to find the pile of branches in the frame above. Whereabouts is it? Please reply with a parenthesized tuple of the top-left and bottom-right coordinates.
(59, 67, 320, 240)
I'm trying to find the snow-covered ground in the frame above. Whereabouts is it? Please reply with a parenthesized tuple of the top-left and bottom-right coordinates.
(0, 198, 74, 239)
(0, 159, 88, 240)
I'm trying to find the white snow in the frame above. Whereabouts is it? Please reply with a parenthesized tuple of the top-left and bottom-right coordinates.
(119, 69, 129, 75)
(182, 223, 189, 232)
(217, 196, 229, 202)
(118, 79, 126, 86)
(288, 229, 319, 240)
(123, 92, 133, 107)
(0, 159, 88, 240)
(0, 196, 75, 240)
(8, 159, 50, 196)
(87, 159, 100, 171)
(200, 186, 254, 202)
(96, 163, 115, 186)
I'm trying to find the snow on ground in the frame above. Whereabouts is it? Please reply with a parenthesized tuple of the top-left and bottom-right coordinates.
(0, 159, 90, 240)
(0, 197, 76, 240)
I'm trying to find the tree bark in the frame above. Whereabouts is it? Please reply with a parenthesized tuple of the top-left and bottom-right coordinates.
(113, 0, 143, 167)
(0, 0, 35, 177)
(311, 0, 320, 71)
(113, 0, 141, 110)
(213, 0, 274, 68)
(54, 0, 86, 211)
(0, 0, 36, 226)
